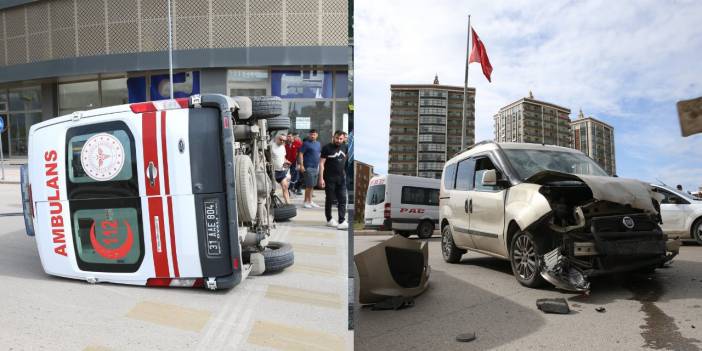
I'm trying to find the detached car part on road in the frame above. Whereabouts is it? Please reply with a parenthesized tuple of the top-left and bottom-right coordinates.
(21, 94, 294, 290)
(440, 141, 680, 292)
(355, 235, 430, 304)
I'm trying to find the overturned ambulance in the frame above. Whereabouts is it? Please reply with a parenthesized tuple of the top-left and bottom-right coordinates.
(20, 94, 293, 290)
(439, 141, 680, 292)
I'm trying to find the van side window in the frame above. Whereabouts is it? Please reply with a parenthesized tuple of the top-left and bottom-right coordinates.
(67, 130, 133, 183)
(443, 163, 457, 189)
(474, 156, 500, 191)
(401, 186, 440, 206)
(455, 158, 475, 191)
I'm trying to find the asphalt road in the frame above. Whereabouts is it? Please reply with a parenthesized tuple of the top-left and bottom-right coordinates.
(0, 178, 351, 351)
(354, 232, 702, 351)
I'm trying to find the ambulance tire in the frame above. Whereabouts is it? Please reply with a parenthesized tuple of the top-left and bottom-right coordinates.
(235, 155, 258, 223)
(267, 115, 290, 131)
(251, 96, 282, 119)
(263, 241, 294, 272)
(273, 204, 297, 222)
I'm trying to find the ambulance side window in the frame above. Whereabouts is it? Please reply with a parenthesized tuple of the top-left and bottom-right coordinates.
(70, 198, 145, 273)
(65, 121, 138, 200)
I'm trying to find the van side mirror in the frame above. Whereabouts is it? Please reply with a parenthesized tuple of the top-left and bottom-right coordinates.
(482, 169, 497, 186)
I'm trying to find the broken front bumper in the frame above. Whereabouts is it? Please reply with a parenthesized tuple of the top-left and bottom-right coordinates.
(355, 235, 430, 304)
(541, 213, 680, 292)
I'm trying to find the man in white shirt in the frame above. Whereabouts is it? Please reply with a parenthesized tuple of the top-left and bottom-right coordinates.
(270, 134, 291, 204)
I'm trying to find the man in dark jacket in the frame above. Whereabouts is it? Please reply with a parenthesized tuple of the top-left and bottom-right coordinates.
(320, 130, 349, 230)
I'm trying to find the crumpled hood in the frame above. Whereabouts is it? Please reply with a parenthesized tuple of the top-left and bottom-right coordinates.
(525, 170, 660, 213)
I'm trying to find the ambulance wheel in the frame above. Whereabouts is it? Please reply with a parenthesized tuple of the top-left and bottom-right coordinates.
(274, 204, 297, 222)
(263, 241, 294, 272)
(251, 96, 282, 119)
(267, 115, 290, 131)
(235, 155, 258, 223)
(417, 220, 435, 239)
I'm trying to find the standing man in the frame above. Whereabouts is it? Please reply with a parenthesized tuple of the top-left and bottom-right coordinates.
(271, 133, 291, 204)
(285, 132, 303, 195)
(298, 129, 321, 208)
(320, 130, 349, 229)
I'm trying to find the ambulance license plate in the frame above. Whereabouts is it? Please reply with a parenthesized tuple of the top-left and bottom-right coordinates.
(203, 199, 222, 257)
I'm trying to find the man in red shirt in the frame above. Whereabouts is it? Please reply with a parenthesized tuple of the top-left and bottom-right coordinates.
(285, 132, 303, 195)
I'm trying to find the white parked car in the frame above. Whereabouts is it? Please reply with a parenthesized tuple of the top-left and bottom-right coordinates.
(651, 184, 702, 244)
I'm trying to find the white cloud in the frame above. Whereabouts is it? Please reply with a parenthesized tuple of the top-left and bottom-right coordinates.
(355, 0, 702, 187)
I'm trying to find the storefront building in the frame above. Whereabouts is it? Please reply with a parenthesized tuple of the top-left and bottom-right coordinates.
(0, 0, 349, 158)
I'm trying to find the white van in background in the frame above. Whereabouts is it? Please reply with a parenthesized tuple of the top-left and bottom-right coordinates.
(364, 174, 440, 238)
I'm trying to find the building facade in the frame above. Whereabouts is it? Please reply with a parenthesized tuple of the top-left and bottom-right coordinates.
(353, 160, 373, 223)
(0, 0, 349, 159)
(571, 110, 616, 175)
(388, 76, 475, 179)
(494, 93, 571, 147)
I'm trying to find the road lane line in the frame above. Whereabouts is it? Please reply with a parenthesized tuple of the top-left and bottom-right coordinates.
(247, 320, 346, 351)
(265, 284, 342, 309)
(126, 301, 211, 332)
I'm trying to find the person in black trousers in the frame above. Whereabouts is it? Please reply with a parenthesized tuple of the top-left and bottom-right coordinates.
(319, 130, 348, 230)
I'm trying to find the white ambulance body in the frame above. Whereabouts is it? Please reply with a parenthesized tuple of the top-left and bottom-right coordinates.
(364, 174, 440, 239)
(22, 94, 283, 290)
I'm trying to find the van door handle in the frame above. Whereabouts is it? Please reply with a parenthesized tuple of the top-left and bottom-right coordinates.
(147, 162, 158, 187)
(464, 199, 470, 213)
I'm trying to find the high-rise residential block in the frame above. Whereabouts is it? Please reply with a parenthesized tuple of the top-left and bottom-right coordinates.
(571, 110, 616, 175)
(494, 92, 571, 147)
(388, 76, 476, 179)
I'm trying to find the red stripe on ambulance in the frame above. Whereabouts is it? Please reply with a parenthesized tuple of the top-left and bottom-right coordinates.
(142, 112, 170, 277)
(160, 111, 180, 277)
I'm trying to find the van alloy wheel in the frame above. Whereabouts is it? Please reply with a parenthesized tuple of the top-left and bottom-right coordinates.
(509, 230, 546, 288)
(441, 226, 464, 263)
(512, 234, 537, 281)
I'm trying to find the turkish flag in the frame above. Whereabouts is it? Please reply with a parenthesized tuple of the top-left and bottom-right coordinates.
(469, 28, 493, 82)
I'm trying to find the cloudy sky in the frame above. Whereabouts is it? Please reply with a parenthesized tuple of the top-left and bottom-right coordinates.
(354, 0, 702, 191)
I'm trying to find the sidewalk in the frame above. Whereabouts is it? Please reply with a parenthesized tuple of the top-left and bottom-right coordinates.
(0, 164, 20, 184)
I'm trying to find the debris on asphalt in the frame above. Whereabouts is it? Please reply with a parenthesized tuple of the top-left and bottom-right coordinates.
(455, 332, 476, 343)
(596, 307, 606, 313)
(692, 325, 696, 329)
(536, 298, 571, 314)
(540, 248, 590, 292)
(371, 296, 415, 311)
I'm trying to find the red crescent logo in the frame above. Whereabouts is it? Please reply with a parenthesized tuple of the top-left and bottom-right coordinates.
(89, 220, 134, 260)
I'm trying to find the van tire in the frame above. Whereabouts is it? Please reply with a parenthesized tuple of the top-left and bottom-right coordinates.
(274, 204, 297, 222)
(251, 96, 282, 119)
(441, 225, 464, 263)
(263, 241, 294, 272)
(417, 220, 434, 239)
(235, 155, 258, 223)
(267, 115, 291, 131)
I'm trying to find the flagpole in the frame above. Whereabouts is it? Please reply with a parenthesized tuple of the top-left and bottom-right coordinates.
(461, 15, 471, 149)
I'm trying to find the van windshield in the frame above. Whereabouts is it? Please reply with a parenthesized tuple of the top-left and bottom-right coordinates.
(366, 184, 386, 205)
(503, 149, 608, 179)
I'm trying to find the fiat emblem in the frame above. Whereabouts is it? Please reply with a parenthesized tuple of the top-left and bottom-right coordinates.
(622, 216, 635, 229)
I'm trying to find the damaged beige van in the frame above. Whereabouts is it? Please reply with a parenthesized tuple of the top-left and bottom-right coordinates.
(439, 141, 680, 292)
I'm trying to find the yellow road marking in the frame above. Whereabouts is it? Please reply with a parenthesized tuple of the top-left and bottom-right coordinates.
(265, 284, 341, 309)
(292, 243, 337, 256)
(288, 262, 340, 277)
(247, 320, 346, 351)
(125, 301, 211, 332)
